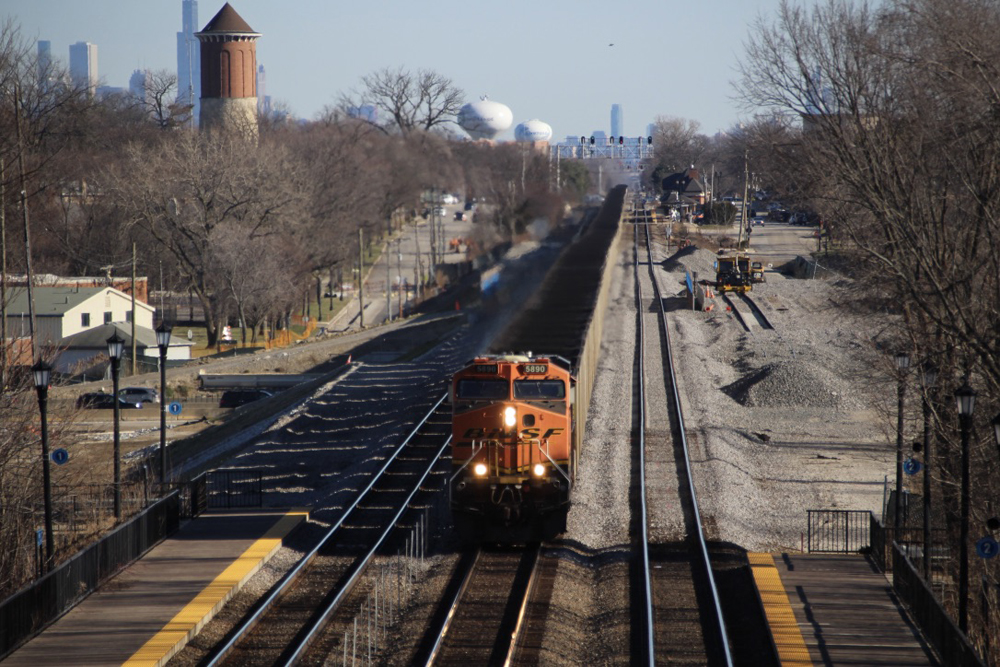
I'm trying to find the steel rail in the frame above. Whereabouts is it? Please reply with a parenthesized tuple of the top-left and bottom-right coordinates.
(633, 223, 656, 666)
(205, 392, 451, 667)
(501, 544, 543, 666)
(739, 293, 774, 330)
(721, 294, 751, 331)
(643, 223, 735, 666)
(419, 549, 482, 666)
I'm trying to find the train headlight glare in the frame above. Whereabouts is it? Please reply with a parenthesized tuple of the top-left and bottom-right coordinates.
(473, 463, 488, 477)
(533, 463, 546, 477)
(504, 407, 516, 427)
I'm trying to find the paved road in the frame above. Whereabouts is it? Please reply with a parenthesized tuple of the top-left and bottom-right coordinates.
(326, 203, 477, 334)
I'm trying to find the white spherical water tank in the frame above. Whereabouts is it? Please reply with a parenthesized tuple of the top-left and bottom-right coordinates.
(514, 119, 553, 142)
(457, 97, 513, 140)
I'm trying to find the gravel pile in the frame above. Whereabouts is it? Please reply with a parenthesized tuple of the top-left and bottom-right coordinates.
(722, 359, 861, 410)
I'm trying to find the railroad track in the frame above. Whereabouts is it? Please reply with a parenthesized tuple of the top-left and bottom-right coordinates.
(206, 394, 452, 666)
(635, 221, 734, 665)
(721, 292, 774, 331)
(416, 545, 541, 665)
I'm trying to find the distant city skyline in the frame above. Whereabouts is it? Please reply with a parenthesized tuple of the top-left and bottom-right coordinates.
(10, 0, 809, 140)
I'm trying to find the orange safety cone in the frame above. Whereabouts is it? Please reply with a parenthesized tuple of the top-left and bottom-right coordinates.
(455, 300, 460, 311)
(346, 354, 352, 365)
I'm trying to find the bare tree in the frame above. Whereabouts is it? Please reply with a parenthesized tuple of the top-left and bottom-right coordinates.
(338, 67, 464, 135)
(109, 132, 306, 346)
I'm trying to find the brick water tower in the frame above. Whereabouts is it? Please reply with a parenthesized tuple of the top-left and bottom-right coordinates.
(196, 3, 260, 138)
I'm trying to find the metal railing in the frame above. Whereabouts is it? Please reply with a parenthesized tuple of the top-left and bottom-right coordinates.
(0, 492, 181, 660)
(206, 469, 263, 508)
(806, 509, 871, 553)
(892, 543, 984, 666)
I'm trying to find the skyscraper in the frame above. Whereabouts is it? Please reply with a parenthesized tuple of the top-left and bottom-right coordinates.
(37, 41, 52, 88)
(69, 41, 98, 96)
(610, 104, 623, 138)
(130, 69, 151, 103)
(177, 0, 200, 123)
(257, 63, 270, 115)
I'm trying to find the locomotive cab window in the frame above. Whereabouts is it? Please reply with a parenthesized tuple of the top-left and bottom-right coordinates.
(513, 380, 565, 399)
(456, 379, 509, 400)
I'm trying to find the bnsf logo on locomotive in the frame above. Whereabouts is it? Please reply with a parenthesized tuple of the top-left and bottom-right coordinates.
(462, 427, 565, 439)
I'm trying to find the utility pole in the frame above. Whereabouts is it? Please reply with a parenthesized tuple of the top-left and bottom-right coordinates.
(1, 158, 7, 387)
(130, 243, 137, 376)
(385, 216, 392, 323)
(14, 84, 38, 359)
(358, 228, 365, 329)
(397, 237, 403, 319)
(738, 151, 749, 248)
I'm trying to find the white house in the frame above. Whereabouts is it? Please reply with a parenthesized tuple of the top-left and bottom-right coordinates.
(5, 285, 155, 346)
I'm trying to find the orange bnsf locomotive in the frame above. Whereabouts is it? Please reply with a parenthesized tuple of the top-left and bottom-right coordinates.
(450, 354, 575, 541)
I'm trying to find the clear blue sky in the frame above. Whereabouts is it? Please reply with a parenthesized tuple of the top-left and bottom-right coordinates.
(4, 0, 799, 140)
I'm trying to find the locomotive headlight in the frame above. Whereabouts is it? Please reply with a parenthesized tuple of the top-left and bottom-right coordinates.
(504, 406, 517, 428)
(473, 463, 488, 477)
(532, 463, 546, 477)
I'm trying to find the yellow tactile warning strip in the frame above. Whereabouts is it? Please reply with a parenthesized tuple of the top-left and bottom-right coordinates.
(124, 509, 308, 667)
(748, 552, 812, 666)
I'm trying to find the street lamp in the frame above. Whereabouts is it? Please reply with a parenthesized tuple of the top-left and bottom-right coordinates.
(955, 380, 977, 634)
(921, 362, 937, 583)
(31, 360, 55, 572)
(155, 322, 172, 484)
(992, 412, 1000, 461)
(894, 350, 911, 536)
(107, 332, 124, 520)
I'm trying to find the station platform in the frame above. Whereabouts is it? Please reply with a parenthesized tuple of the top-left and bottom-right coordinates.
(750, 552, 941, 666)
(4, 508, 307, 667)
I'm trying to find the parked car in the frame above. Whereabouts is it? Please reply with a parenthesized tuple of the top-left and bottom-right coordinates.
(454, 211, 467, 221)
(219, 389, 274, 408)
(434, 207, 447, 216)
(119, 387, 159, 404)
(77, 393, 143, 409)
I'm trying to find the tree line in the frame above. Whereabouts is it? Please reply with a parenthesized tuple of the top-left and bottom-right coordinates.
(736, 0, 1000, 654)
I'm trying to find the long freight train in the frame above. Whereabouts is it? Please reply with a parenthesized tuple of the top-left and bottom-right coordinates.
(450, 186, 627, 542)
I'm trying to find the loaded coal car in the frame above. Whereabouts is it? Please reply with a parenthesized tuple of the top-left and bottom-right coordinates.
(450, 185, 627, 542)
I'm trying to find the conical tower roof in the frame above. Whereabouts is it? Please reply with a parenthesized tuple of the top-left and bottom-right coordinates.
(199, 3, 257, 34)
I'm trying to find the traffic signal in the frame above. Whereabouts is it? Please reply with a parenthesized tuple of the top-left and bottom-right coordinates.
(647, 136, 653, 145)
(580, 136, 586, 144)
(590, 136, 595, 145)
(619, 136, 624, 145)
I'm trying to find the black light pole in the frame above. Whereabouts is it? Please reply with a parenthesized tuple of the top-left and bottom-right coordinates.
(955, 381, 977, 634)
(31, 360, 54, 572)
(894, 350, 911, 536)
(991, 413, 1000, 464)
(107, 332, 125, 520)
(921, 362, 937, 583)
(156, 322, 172, 484)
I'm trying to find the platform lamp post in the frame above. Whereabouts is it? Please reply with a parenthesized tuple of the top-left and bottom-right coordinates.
(107, 332, 125, 520)
(921, 362, 937, 583)
(955, 380, 977, 634)
(31, 360, 55, 572)
(894, 350, 911, 536)
(156, 322, 172, 484)
(992, 412, 1000, 464)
